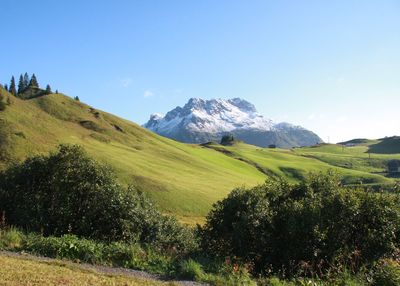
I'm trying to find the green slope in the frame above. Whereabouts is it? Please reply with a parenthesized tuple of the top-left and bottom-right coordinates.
(0, 88, 266, 223)
(203, 142, 393, 185)
(0, 88, 396, 223)
(294, 142, 400, 179)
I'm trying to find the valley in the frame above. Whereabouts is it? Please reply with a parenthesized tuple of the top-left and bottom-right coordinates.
(2, 2, 400, 284)
(0, 87, 397, 224)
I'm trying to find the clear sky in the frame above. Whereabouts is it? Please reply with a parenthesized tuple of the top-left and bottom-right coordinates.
(1, 0, 399, 143)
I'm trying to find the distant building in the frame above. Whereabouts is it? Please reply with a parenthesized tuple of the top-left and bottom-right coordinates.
(387, 160, 400, 174)
(268, 144, 276, 149)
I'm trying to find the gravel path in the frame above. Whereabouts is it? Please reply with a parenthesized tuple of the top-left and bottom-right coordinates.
(0, 250, 208, 286)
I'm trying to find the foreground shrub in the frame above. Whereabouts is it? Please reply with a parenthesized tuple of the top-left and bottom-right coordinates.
(0, 145, 196, 252)
(0, 227, 257, 284)
(200, 171, 400, 276)
(0, 227, 23, 249)
(22, 233, 174, 274)
(371, 259, 400, 286)
(179, 259, 206, 280)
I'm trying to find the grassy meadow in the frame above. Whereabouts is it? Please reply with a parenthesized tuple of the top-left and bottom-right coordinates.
(0, 254, 177, 286)
(0, 87, 398, 223)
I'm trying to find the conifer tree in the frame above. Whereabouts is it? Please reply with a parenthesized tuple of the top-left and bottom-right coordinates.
(74, 96, 80, 101)
(28, 73, 39, 88)
(45, 84, 52, 94)
(4, 84, 8, 92)
(18, 74, 26, 94)
(23, 73, 30, 87)
(9, 76, 17, 96)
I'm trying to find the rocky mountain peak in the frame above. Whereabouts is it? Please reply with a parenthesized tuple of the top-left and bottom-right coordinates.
(143, 98, 322, 148)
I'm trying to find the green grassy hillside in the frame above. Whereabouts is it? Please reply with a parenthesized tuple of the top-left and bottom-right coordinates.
(295, 141, 400, 176)
(0, 88, 266, 223)
(203, 142, 393, 185)
(0, 87, 397, 223)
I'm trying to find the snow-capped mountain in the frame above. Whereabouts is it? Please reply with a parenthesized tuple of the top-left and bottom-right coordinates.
(143, 98, 322, 148)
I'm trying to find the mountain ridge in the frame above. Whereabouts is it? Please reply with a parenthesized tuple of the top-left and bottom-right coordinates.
(144, 97, 322, 148)
(0, 87, 393, 223)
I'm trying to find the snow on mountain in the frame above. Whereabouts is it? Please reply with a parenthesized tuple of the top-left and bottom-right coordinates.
(143, 98, 322, 148)
(147, 98, 273, 132)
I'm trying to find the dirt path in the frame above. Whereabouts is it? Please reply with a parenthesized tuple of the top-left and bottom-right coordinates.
(0, 251, 208, 286)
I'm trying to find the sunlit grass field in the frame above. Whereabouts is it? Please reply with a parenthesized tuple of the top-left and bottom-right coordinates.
(295, 141, 400, 174)
(0, 254, 176, 286)
(0, 87, 397, 223)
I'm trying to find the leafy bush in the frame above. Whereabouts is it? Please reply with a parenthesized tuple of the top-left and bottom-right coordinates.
(2, 231, 173, 274)
(0, 145, 196, 252)
(0, 227, 256, 284)
(179, 259, 206, 280)
(24, 234, 105, 264)
(200, 171, 400, 276)
(0, 227, 23, 249)
(259, 277, 296, 286)
(220, 135, 235, 145)
(371, 259, 400, 286)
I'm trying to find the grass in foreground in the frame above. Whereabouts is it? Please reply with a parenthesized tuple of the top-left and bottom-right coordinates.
(0, 254, 176, 286)
(0, 228, 255, 286)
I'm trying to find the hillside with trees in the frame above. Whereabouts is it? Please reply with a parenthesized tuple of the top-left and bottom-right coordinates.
(4, 73, 53, 100)
(0, 75, 398, 223)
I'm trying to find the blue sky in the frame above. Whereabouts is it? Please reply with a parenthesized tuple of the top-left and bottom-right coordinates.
(1, 0, 399, 142)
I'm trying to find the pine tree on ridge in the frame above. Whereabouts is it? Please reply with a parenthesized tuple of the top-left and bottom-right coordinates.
(9, 76, 17, 96)
(45, 84, 52, 94)
(23, 73, 30, 87)
(29, 74, 39, 88)
(18, 74, 26, 94)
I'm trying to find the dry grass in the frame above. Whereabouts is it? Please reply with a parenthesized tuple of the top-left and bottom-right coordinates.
(0, 255, 177, 286)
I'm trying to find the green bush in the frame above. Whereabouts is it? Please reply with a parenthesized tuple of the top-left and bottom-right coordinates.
(179, 259, 206, 280)
(259, 277, 296, 286)
(24, 234, 105, 264)
(2, 231, 173, 274)
(371, 259, 400, 286)
(200, 171, 400, 276)
(0, 144, 196, 252)
(220, 135, 235, 145)
(0, 227, 256, 284)
(0, 227, 23, 249)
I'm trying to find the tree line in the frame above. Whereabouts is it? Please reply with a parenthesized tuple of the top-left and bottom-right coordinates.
(2, 73, 54, 97)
